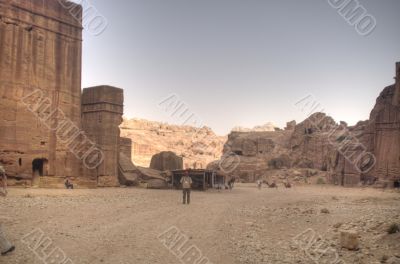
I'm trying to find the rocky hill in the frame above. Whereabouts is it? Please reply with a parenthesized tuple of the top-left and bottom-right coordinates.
(120, 118, 226, 168)
(231, 122, 278, 132)
(211, 63, 400, 188)
(120, 63, 400, 188)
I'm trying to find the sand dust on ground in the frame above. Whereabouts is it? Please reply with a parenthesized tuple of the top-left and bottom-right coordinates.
(1, 185, 399, 264)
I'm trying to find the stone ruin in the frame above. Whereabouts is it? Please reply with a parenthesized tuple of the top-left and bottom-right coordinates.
(1, 1, 398, 189)
(0, 0, 131, 188)
(150, 151, 183, 171)
(0, 0, 81, 187)
(81, 86, 124, 187)
(222, 130, 292, 182)
(215, 63, 400, 188)
(0, 0, 193, 189)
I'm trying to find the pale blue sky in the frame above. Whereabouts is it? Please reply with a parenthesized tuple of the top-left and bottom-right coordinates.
(78, 0, 400, 135)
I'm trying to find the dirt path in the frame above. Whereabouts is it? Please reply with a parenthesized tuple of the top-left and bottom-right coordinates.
(1, 185, 399, 264)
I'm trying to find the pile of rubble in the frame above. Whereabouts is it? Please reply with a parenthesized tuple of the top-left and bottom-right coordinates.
(118, 151, 183, 189)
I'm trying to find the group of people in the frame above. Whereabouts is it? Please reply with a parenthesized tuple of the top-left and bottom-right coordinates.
(0, 166, 15, 256)
(257, 178, 292, 189)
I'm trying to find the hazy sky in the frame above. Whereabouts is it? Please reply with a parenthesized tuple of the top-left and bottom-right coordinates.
(78, 0, 400, 135)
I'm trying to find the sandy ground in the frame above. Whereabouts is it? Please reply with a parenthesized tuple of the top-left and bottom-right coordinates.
(0, 185, 399, 264)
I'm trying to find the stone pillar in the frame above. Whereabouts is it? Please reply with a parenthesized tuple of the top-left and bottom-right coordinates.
(81, 86, 124, 187)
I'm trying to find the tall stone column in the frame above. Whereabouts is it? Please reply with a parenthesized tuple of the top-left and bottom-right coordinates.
(81, 86, 124, 187)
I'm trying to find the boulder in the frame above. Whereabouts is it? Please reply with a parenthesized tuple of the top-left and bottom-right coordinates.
(340, 230, 359, 250)
(118, 153, 139, 186)
(285, 120, 296, 130)
(150, 151, 183, 171)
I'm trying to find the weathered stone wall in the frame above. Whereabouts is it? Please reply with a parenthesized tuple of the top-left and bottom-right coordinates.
(288, 113, 337, 171)
(0, 0, 82, 186)
(81, 86, 124, 187)
(370, 65, 400, 185)
(119, 137, 132, 160)
(220, 131, 292, 182)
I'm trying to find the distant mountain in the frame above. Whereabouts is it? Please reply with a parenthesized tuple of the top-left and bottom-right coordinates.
(231, 122, 278, 132)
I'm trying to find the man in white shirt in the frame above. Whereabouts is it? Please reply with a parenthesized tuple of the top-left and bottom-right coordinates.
(180, 171, 193, 205)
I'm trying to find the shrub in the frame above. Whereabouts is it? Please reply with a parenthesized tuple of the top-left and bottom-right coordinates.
(316, 178, 326, 185)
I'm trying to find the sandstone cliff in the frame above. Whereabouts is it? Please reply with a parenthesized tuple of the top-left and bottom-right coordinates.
(328, 82, 400, 187)
(220, 129, 293, 182)
(231, 122, 278, 132)
(214, 65, 400, 188)
(289, 112, 338, 170)
(120, 118, 226, 169)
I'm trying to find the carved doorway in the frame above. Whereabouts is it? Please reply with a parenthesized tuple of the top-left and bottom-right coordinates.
(32, 158, 48, 187)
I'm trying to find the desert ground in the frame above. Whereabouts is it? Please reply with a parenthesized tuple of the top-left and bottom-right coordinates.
(1, 185, 399, 264)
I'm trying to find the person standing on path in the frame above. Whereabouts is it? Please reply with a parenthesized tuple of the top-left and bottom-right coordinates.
(0, 166, 15, 256)
(257, 179, 262, 190)
(180, 171, 193, 205)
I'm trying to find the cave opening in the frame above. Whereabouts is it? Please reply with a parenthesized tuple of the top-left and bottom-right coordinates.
(32, 158, 48, 186)
(394, 180, 400, 189)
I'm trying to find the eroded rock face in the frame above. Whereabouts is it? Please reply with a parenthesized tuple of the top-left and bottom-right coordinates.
(327, 120, 373, 186)
(289, 112, 337, 170)
(0, 1, 127, 188)
(329, 63, 400, 187)
(368, 67, 400, 185)
(210, 63, 400, 187)
(120, 119, 225, 169)
(219, 113, 352, 183)
(150, 151, 183, 171)
(0, 0, 83, 185)
(215, 114, 344, 182)
(219, 130, 292, 182)
(285, 120, 296, 131)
